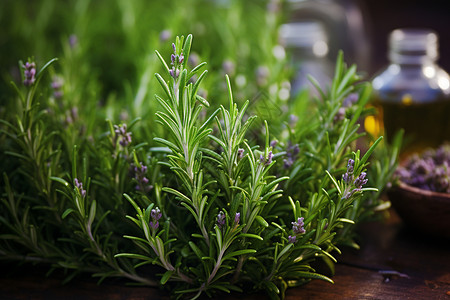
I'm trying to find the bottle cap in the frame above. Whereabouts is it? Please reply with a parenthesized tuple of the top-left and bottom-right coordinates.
(389, 28, 438, 63)
(279, 21, 329, 57)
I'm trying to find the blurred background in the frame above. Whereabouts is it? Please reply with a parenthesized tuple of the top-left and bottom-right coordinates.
(1, 0, 449, 117)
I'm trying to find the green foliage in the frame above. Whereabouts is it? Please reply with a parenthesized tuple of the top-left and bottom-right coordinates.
(0, 1, 400, 299)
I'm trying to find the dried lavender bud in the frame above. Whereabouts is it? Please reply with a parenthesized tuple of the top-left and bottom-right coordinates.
(396, 144, 450, 193)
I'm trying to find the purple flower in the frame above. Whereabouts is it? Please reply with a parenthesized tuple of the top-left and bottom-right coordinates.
(133, 163, 153, 192)
(150, 207, 162, 230)
(22, 61, 36, 86)
(169, 67, 180, 79)
(74, 178, 86, 198)
(150, 221, 159, 230)
(238, 148, 245, 159)
(260, 151, 274, 166)
(114, 124, 132, 147)
(151, 207, 162, 221)
(288, 235, 297, 244)
(353, 172, 368, 189)
(217, 211, 226, 229)
(283, 142, 299, 169)
(342, 170, 368, 200)
(347, 159, 354, 174)
(234, 212, 240, 225)
(292, 217, 305, 234)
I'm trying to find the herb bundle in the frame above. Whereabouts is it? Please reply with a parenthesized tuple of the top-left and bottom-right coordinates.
(0, 31, 399, 299)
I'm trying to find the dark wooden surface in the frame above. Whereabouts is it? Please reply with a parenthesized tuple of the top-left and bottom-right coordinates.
(1, 209, 449, 300)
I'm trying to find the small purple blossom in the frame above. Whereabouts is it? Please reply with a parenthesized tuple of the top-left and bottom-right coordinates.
(288, 235, 297, 244)
(150, 207, 162, 230)
(132, 163, 153, 193)
(396, 144, 450, 193)
(283, 142, 299, 169)
(234, 212, 240, 225)
(260, 151, 273, 166)
(354, 172, 368, 189)
(270, 140, 278, 148)
(169, 67, 180, 79)
(22, 61, 36, 86)
(292, 217, 305, 234)
(169, 43, 184, 79)
(342, 159, 355, 184)
(114, 124, 132, 147)
(237, 148, 245, 159)
(217, 211, 226, 229)
(347, 159, 354, 174)
(74, 178, 86, 198)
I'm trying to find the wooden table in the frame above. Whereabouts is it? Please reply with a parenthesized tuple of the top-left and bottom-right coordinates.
(1, 209, 449, 300)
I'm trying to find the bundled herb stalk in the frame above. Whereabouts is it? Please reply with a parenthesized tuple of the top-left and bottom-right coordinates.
(0, 34, 399, 299)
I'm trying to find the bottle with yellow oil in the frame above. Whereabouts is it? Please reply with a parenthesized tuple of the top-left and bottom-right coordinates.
(366, 29, 450, 155)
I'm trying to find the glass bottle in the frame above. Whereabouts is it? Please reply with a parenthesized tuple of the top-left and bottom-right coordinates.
(367, 28, 450, 155)
(279, 20, 333, 96)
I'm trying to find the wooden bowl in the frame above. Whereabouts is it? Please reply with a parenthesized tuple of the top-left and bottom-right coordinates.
(387, 181, 450, 238)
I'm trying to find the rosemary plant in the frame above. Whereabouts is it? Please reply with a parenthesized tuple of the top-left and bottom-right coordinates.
(0, 32, 400, 300)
